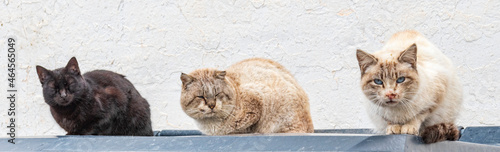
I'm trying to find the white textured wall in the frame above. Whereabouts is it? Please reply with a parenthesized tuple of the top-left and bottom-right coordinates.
(1, 0, 499, 136)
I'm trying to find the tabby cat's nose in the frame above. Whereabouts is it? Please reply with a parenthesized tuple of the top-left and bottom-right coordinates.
(206, 99, 216, 109)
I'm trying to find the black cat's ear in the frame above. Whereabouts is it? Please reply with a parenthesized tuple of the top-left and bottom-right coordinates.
(356, 49, 378, 75)
(36, 65, 50, 84)
(181, 73, 194, 87)
(215, 71, 226, 79)
(65, 57, 81, 75)
(398, 43, 417, 69)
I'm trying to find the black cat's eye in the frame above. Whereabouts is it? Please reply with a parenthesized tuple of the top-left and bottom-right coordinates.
(396, 77, 405, 83)
(374, 79, 383, 85)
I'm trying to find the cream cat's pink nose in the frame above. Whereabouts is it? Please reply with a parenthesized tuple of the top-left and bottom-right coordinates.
(386, 93, 396, 99)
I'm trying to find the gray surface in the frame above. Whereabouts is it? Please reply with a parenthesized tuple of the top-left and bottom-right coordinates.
(1, 127, 499, 151)
(314, 129, 373, 134)
(157, 130, 202, 136)
(405, 136, 500, 152)
(459, 126, 500, 146)
(153, 129, 375, 136)
(1, 134, 407, 151)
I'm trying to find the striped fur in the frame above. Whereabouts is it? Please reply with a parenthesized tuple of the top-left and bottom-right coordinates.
(180, 58, 314, 135)
(421, 123, 460, 144)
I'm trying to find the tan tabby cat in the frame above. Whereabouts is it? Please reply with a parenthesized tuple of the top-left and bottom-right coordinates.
(180, 58, 314, 135)
(356, 30, 462, 143)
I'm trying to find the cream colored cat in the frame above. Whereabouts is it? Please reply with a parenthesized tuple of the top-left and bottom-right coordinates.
(180, 58, 314, 135)
(356, 30, 462, 143)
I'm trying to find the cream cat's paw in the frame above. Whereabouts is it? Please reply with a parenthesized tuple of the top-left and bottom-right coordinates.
(400, 125, 419, 135)
(386, 124, 402, 134)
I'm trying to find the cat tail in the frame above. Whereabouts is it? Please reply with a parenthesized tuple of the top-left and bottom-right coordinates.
(420, 123, 460, 144)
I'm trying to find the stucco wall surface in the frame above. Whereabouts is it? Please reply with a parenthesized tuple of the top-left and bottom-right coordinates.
(1, 0, 499, 136)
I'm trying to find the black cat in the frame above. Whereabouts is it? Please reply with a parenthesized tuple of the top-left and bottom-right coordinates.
(36, 57, 153, 136)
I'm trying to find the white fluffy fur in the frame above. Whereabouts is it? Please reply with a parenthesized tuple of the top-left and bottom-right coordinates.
(366, 30, 463, 133)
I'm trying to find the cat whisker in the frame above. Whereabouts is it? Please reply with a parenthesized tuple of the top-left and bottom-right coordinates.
(220, 110, 235, 118)
(401, 99, 419, 120)
(222, 105, 236, 108)
(400, 100, 414, 116)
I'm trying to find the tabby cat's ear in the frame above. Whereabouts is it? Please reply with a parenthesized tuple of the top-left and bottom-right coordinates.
(36, 65, 50, 84)
(181, 73, 194, 87)
(215, 71, 226, 79)
(65, 57, 81, 75)
(398, 43, 417, 69)
(356, 49, 378, 75)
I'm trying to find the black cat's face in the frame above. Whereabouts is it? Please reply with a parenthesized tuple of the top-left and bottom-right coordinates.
(36, 57, 86, 106)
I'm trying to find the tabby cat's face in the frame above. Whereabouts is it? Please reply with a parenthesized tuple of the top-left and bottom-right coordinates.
(180, 69, 235, 120)
(36, 57, 86, 106)
(356, 44, 420, 107)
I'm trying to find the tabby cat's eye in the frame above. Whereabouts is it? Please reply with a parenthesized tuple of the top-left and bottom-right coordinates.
(196, 96, 204, 99)
(396, 77, 405, 83)
(374, 79, 383, 85)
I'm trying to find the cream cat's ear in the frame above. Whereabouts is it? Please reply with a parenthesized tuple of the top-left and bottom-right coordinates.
(215, 71, 226, 79)
(180, 73, 194, 87)
(65, 57, 81, 75)
(398, 43, 418, 69)
(36, 65, 50, 84)
(356, 49, 378, 75)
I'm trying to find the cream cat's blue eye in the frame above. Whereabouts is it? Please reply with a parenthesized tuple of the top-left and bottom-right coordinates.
(397, 77, 405, 83)
(374, 79, 383, 85)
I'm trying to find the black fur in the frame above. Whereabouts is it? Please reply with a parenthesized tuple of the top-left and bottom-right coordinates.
(36, 57, 153, 136)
